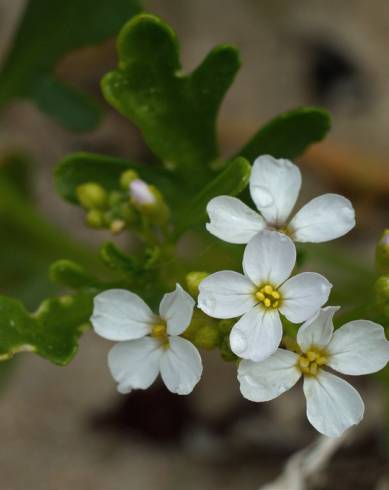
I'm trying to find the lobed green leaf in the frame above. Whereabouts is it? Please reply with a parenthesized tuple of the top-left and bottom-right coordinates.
(0, 293, 94, 365)
(101, 14, 240, 183)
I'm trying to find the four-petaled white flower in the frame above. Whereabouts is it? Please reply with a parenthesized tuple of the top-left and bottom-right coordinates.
(198, 230, 332, 362)
(206, 154, 355, 244)
(238, 306, 389, 437)
(91, 284, 202, 395)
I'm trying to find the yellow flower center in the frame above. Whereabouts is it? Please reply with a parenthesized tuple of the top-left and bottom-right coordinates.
(298, 348, 328, 376)
(150, 323, 169, 348)
(255, 284, 281, 309)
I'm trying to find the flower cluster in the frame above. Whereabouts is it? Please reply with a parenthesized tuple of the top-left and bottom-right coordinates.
(91, 155, 389, 438)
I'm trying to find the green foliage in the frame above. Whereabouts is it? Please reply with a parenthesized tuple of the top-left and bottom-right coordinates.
(175, 156, 251, 235)
(238, 107, 330, 162)
(101, 14, 240, 184)
(0, 293, 93, 365)
(50, 260, 101, 289)
(0, 0, 141, 131)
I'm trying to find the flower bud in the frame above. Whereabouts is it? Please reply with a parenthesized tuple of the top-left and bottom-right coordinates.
(120, 169, 139, 190)
(129, 179, 170, 226)
(376, 230, 389, 274)
(85, 209, 105, 228)
(130, 179, 156, 206)
(76, 182, 107, 210)
(186, 271, 209, 298)
(110, 219, 126, 235)
(375, 274, 389, 318)
(194, 325, 220, 350)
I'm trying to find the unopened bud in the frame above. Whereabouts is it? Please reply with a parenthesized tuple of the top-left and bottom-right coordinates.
(120, 169, 139, 190)
(194, 326, 220, 350)
(376, 230, 389, 274)
(85, 209, 105, 228)
(186, 271, 209, 298)
(130, 179, 170, 226)
(375, 275, 389, 319)
(76, 182, 107, 210)
(110, 219, 126, 235)
(130, 179, 156, 206)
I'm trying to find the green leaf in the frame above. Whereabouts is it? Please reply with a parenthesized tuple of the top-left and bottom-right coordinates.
(238, 107, 331, 162)
(0, 0, 141, 131)
(50, 260, 101, 289)
(101, 14, 240, 182)
(175, 156, 251, 235)
(100, 242, 138, 275)
(0, 293, 94, 365)
(55, 152, 177, 205)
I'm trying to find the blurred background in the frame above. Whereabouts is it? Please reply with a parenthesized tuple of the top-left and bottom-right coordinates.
(0, 0, 388, 488)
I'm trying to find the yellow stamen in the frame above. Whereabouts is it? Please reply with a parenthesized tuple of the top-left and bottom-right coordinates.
(297, 347, 328, 377)
(254, 284, 282, 309)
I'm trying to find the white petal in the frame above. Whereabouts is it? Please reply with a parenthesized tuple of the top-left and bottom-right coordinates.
(238, 349, 301, 401)
(91, 289, 157, 341)
(230, 307, 283, 362)
(327, 320, 389, 375)
(243, 230, 296, 287)
(160, 337, 203, 395)
(198, 271, 256, 319)
(250, 155, 302, 225)
(290, 194, 355, 243)
(303, 370, 364, 437)
(206, 196, 265, 244)
(108, 337, 162, 393)
(159, 284, 195, 336)
(279, 273, 332, 323)
(297, 306, 340, 353)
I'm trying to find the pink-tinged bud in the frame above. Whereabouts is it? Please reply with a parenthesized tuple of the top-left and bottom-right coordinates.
(129, 179, 156, 206)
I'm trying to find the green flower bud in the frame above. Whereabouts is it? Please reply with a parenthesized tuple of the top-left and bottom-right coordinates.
(110, 219, 126, 235)
(194, 325, 220, 350)
(375, 275, 389, 318)
(108, 190, 124, 207)
(85, 209, 105, 228)
(76, 182, 107, 210)
(120, 169, 139, 190)
(376, 230, 389, 274)
(186, 271, 209, 298)
(120, 203, 137, 224)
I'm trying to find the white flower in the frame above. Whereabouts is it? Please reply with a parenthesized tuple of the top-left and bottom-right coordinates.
(198, 230, 331, 362)
(91, 284, 202, 395)
(206, 154, 355, 244)
(238, 306, 389, 437)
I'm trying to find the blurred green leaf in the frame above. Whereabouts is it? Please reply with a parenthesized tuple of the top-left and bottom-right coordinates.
(238, 107, 331, 162)
(175, 156, 251, 235)
(100, 241, 138, 275)
(50, 259, 101, 289)
(55, 152, 177, 205)
(101, 14, 240, 183)
(0, 0, 141, 131)
(0, 292, 93, 365)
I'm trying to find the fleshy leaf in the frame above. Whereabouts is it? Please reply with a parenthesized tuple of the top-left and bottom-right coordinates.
(0, 0, 141, 131)
(0, 293, 94, 365)
(174, 157, 251, 235)
(238, 107, 331, 162)
(55, 152, 177, 205)
(101, 14, 240, 183)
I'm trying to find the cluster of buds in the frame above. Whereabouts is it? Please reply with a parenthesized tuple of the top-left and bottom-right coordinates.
(75, 170, 170, 236)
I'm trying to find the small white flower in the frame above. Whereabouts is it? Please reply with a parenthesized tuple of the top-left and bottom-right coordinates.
(129, 179, 156, 205)
(206, 154, 355, 244)
(91, 284, 202, 395)
(198, 230, 331, 362)
(238, 306, 389, 437)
